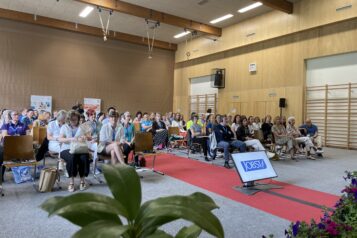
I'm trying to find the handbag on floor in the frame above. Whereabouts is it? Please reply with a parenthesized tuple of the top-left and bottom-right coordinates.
(69, 141, 89, 154)
(38, 168, 57, 192)
(12, 166, 32, 184)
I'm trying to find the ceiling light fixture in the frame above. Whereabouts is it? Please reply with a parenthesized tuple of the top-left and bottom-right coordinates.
(174, 31, 191, 39)
(79, 6, 94, 18)
(238, 2, 263, 13)
(210, 14, 234, 24)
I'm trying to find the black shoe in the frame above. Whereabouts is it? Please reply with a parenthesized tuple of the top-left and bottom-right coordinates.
(204, 156, 210, 161)
(224, 162, 231, 169)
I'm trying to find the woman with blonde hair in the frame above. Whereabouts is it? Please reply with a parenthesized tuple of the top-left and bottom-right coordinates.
(271, 116, 296, 160)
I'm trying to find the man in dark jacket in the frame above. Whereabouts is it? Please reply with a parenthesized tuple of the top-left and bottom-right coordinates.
(214, 115, 246, 168)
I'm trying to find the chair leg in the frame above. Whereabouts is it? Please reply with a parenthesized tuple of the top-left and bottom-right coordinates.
(0, 167, 3, 197)
(151, 155, 164, 175)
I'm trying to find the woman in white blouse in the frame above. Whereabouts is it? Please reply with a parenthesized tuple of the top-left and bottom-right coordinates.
(171, 113, 185, 132)
(59, 110, 90, 192)
(98, 111, 125, 165)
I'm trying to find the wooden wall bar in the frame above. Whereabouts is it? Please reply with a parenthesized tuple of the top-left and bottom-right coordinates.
(173, 0, 357, 124)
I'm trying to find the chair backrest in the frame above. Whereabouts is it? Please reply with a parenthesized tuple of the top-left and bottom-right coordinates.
(39, 127, 47, 144)
(134, 132, 153, 152)
(134, 123, 141, 132)
(32, 126, 40, 142)
(254, 130, 264, 142)
(3, 135, 34, 161)
(168, 127, 180, 136)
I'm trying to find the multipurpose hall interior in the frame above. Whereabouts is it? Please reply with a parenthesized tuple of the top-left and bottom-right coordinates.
(0, 0, 357, 237)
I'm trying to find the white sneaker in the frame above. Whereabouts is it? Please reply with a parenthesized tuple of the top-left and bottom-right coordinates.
(79, 182, 88, 191)
(316, 149, 324, 154)
(267, 152, 275, 159)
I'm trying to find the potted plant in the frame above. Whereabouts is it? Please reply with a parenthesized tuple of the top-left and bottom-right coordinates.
(41, 164, 224, 238)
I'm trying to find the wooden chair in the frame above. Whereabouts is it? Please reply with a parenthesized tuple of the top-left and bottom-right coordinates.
(134, 123, 141, 133)
(168, 127, 187, 149)
(134, 132, 164, 175)
(0, 135, 37, 196)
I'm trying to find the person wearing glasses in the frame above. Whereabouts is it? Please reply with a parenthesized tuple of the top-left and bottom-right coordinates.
(0, 110, 29, 182)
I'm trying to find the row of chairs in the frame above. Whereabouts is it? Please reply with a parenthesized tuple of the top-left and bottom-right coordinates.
(0, 128, 164, 196)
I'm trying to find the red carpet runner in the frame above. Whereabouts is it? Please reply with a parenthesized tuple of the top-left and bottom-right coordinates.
(145, 153, 339, 222)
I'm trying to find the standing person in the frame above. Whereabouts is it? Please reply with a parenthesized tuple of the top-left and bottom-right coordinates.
(59, 110, 90, 192)
(214, 115, 246, 168)
(190, 115, 209, 161)
(98, 111, 125, 165)
(299, 118, 323, 154)
(0, 110, 28, 181)
(287, 117, 316, 160)
(122, 112, 135, 164)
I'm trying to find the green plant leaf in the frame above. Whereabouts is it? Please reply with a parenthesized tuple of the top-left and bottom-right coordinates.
(175, 225, 202, 238)
(103, 164, 142, 221)
(135, 193, 224, 238)
(73, 221, 129, 238)
(146, 230, 174, 238)
(41, 193, 124, 227)
(187, 192, 219, 211)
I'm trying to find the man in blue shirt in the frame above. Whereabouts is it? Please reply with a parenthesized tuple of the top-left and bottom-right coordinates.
(21, 108, 34, 129)
(300, 118, 323, 154)
(0, 110, 29, 181)
(214, 115, 246, 168)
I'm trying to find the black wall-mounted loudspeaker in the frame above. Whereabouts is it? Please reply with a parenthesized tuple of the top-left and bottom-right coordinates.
(279, 98, 286, 108)
(212, 69, 225, 88)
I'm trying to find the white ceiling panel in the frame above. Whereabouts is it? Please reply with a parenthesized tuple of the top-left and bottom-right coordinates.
(0, 0, 295, 44)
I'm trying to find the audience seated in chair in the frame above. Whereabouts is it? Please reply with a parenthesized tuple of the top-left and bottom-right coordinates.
(101, 107, 116, 125)
(286, 116, 316, 160)
(152, 113, 168, 149)
(299, 118, 323, 155)
(98, 111, 125, 165)
(190, 115, 209, 161)
(236, 116, 275, 158)
(58, 110, 90, 192)
(214, 115, 246, 169)
(122, 111, 135, 164)
(271, 116, 297, 160)
(0, 110, 29, 181)
(231, 114, 241, 138)
(21, 108, 34, 129)
(171, 113, 185, 132)
(133, 111, 142, 124)
(33, 110, 51, 127)
(262, 115, 273, 142)
(141, 112, 153, 132)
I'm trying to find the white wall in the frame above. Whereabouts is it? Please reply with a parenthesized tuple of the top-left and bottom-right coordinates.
(306, 52, 357, 87)
(190, 75, 218, 96)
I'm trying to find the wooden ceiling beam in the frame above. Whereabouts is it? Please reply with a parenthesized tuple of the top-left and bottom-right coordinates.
(253, 0, 293, 14)
(75, 0, 222, 36)
(0, 8, 177, 51)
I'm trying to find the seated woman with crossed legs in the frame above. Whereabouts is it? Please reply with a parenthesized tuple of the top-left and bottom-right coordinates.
(59, 110, 90, 192)
(98, 111, 125, 165)
(286, 116, 316, 160)
(236, 116, 275, 158)
(190, 115, 209, 161)
(271, 116, 296, 160)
